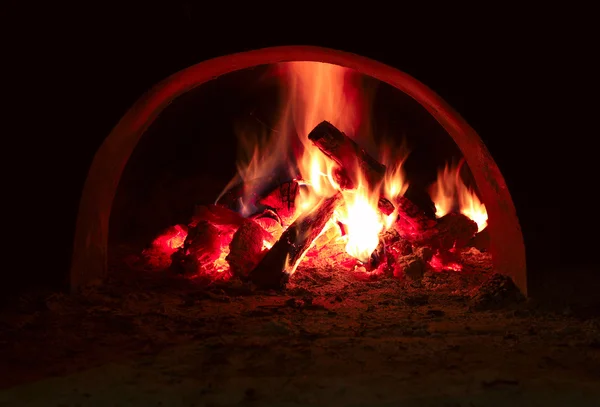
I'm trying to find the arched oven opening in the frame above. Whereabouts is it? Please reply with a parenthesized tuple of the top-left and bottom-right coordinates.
(107, 60, 523, 310)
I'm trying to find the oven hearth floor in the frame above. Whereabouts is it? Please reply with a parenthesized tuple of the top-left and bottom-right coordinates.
(1, 251, 599, 406)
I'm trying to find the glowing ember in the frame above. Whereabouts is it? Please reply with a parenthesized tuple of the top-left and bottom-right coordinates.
(429, 160, 488, 232)
(212, 246, 231, 274)
(429, 252, 463, 272)
(262, 240, 273, 250)
(148, 224, 187, 254)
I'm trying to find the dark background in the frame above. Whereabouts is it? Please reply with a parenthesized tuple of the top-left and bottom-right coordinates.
(5, 5, 594, 303)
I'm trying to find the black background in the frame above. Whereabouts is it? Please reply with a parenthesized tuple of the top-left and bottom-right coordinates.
(5, 5, 594, 301)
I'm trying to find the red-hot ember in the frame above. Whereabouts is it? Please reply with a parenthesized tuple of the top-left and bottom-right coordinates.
(429, 251, 463, 272)
(141, 62, 489, 284)
(149, 224, 187, 254)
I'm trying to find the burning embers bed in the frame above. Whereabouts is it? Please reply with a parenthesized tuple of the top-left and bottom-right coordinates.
(139, 62, 488, 289)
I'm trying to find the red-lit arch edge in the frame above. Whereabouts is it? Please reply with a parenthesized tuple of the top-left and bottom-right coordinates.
(71, 46, 527, 295)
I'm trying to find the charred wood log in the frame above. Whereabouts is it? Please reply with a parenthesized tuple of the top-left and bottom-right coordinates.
(215, 174, 297, 215)
(393, 196, 439, 240)
(171, 205, 247, 275)
(434, 212, 478, 250)
(256, 180, 301, 226)
(410, 212, 478, 251)
(249, 192, 344, 289)
(308, 121, 386, 189)
(307, 121, 436, 234)
(312, 221, 343, 250)
(227, 219, 273, 278)
(170, 220, 223, 275)
(189, 204, 246, 229)
(468, 227, 490, 251)
(377, 197, 395, 216)
(367, 239, 387, 271)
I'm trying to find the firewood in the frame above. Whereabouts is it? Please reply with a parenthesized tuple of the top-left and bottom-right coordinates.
(170, 205, 249, 276)
(249, 192, 344, 289)
(307, 121, 437, 233)
(394, 253, 427, 281)
(170, 220, 223, 275)
(308, 121, 386, 189)
(367, 239, 387, 270)
(377, 197, 395, 216)
(227, 219, 273, 278)
(468, 228, 490, 251)
(393, 196, 438, 240)
(215, 175, 295, 214)
(256, 179, 301, 226)
(429, 212, 478, 251)
(189, 204, 246, 229)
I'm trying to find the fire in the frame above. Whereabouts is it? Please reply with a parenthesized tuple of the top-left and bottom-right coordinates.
(336, 184, 384, 263)
(284, 62, 386, 263)
(212, 246, 231, 274)
(381, 149, 410, 230)
(262, 239, 273, 250)
(429, 251, 463, 272)
(459, 190, 488, 233)
(429, 160, 488, 233)
(429, 164, 455, 218)
(148, 224, 187, 254)
(217, 62, 408, 267)
(145, 62, 488, 282)
(286, 61, 357, 212)
(381, 147, 409, 203)
(384, 164, 408, 202)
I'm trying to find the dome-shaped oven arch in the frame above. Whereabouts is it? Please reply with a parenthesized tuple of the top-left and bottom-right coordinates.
(71, 46, 527, 295)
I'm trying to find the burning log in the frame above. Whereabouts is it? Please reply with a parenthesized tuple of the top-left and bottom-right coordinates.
(312, 221, 343, 251)
(256, 179, 300, 226)
(469, 228, 490, 251)
(377, 197, 395, 216)
(427, 212, 478, 251)
(170, 205, 245, 276)
(189, 204, 246, 229)
(307, 121, 436, 233)
(308, 121, 386, 189)
(216, 174, 296, 215)
(249, 192, 344, 289)
(393, 196, 438, 240)
(394, 253, 427, 281)
(226, 219, 273, 278)
(170, 220, 224, 275)
(368, 239, 387, 270)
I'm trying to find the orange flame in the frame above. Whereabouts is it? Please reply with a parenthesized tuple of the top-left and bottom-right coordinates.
(429, 164, 456, 218)
(429, 160, 488, 232)
(380, 147, 410, 230)
(220, 62, 406, 264)
(335, 178, 384, 262)
(284, 61, 359, 215)
(381, 146, 409, 203)
(283, 62, 386, 262)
